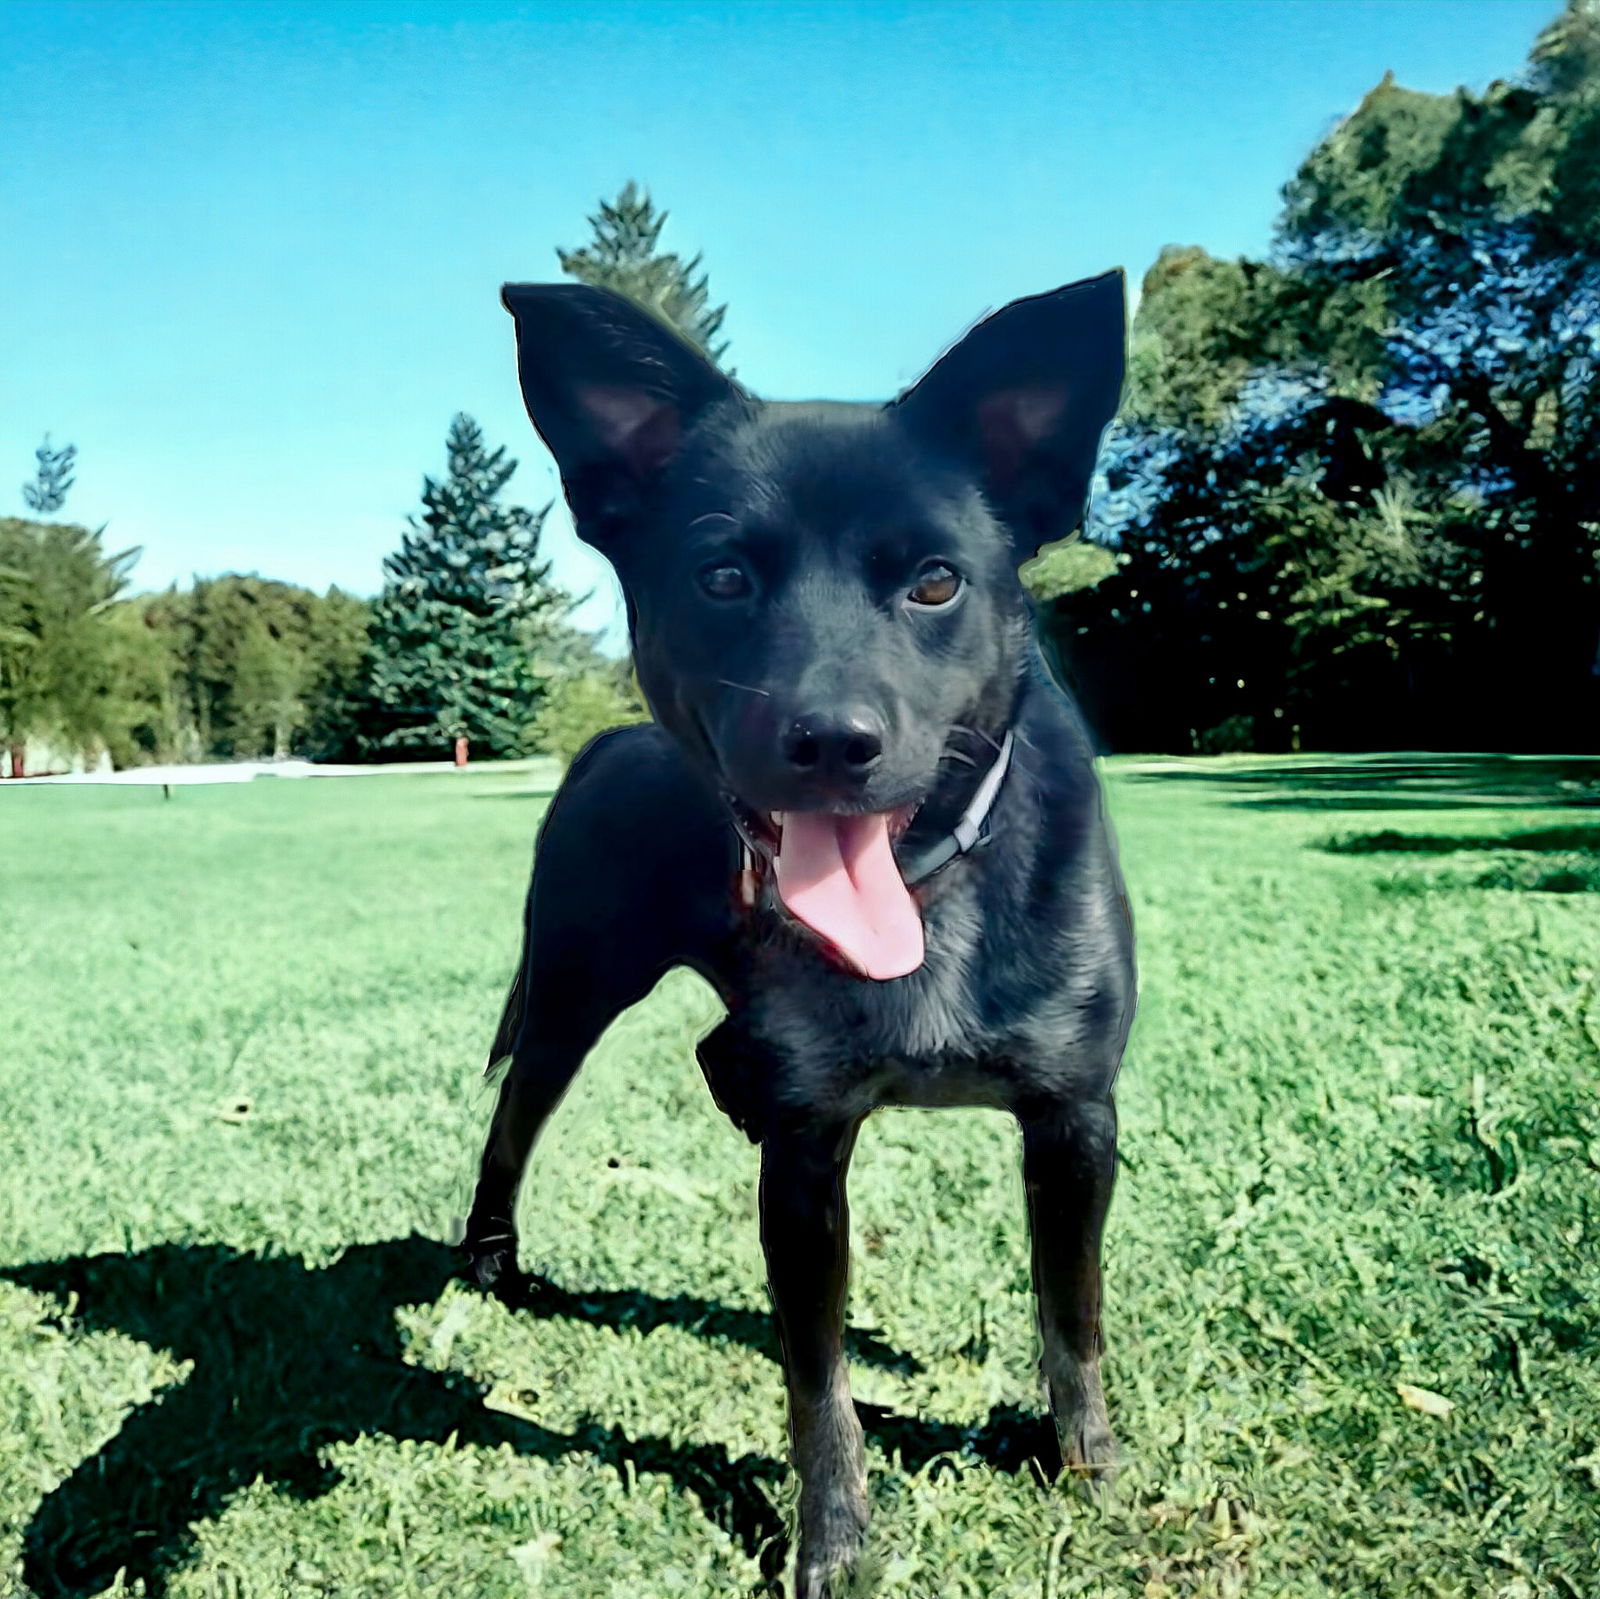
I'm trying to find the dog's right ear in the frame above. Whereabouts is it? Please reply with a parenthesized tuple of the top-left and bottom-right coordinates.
(501, 284, 737, 549)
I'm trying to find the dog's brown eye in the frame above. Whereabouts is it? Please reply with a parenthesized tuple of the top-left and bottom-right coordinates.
(908, 562, 963, 607)
(699, 561, 751, 601)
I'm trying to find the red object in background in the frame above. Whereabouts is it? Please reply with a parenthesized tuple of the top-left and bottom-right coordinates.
(453, 736, 469, 768)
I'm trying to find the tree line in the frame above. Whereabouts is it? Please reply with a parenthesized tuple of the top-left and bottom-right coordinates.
(1038, 0, 1600, 753)
(8, 5, 1598, 768)
(2, 185, 704, 775)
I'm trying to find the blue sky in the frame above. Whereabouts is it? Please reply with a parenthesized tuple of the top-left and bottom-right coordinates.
(3, 0, 1561, 640)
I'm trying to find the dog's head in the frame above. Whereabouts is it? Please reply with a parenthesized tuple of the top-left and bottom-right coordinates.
(503, 276, 1125, 977)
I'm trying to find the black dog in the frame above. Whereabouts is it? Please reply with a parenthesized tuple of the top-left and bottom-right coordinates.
(463, 275, 1135, 1597)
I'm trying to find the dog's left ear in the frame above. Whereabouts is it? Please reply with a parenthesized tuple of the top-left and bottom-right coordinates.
(888, 271, 1126, 562)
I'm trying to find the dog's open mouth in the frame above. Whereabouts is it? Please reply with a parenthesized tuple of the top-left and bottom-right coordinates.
(758, 804, 924, 981)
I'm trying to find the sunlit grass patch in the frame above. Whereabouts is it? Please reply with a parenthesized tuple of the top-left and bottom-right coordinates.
(1, 755, 1597, 1597)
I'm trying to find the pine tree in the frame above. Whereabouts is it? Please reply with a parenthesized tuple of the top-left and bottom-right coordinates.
(556, 182, 730, 366)
(21, 436, 77, 516)
(0, 517, 137, 775)
(367, 415, 568, 759)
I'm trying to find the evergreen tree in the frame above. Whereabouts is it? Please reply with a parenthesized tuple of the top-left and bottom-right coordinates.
(367, 414, 568, 759)
(557, 182, 730, 366)
(21, 436, 77, 516)
(0, 518, 137, 775)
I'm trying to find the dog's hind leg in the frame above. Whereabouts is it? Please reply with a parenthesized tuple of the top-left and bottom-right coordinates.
(461, 846, 681, 1294)
(760, 1116, 869, 1599)
(460, 940, 655, 1295)
(460, 726, 733, 1297)
(1019, 1092, 1119, 1485)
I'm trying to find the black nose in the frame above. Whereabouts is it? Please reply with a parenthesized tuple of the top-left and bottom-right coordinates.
(781, 708, 884, 780)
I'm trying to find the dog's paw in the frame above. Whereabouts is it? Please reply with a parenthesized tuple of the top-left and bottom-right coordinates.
(1044, 1361, 1118, 1498)
(794, 1498, 868, 1599)
(795, 1546, 860, 1599)
(1061, 1411, 1118, 1503)
(458, 1232, 522, 1300)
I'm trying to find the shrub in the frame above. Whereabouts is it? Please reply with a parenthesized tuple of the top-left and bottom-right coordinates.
(528, 671, 649, 766)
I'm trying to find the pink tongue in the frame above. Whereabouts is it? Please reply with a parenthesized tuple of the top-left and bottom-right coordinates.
(772, 812, 925, 980)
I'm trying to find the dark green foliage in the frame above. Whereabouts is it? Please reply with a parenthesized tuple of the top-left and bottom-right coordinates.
(19, 436, 77, 517)
(298, 586, 377, 761)
(116, 576, 375, 764)
(1049, 2, 1600, 754)
(0, 517, 138, 770)
(95, 600, 191, 770)
(557, 182, 730, 366)
(366, 415, 568, 760)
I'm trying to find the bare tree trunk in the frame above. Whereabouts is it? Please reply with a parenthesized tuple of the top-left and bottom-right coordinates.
(5, 740, 24, 779)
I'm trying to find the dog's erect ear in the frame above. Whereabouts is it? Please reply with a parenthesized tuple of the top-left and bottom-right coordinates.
(501, 283, 737, 548)
(888, 271, 1126, 562)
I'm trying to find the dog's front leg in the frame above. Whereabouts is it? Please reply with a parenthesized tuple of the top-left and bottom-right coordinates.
(1020, 1093, 1119, 1484)
(761, 1117, 868, 1598)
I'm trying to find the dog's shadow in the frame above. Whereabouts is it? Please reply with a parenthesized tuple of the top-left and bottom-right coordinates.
(2, 1237, 1059, 1598)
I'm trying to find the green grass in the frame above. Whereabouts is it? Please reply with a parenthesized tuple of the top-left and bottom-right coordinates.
(2, 753, 1598, 1598)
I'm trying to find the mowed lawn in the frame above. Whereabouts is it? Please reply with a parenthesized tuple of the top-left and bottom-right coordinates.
(2, 753, 1598, 1599)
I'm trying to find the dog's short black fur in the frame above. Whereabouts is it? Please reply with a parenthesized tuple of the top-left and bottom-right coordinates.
(463, 276, 1136, 1597)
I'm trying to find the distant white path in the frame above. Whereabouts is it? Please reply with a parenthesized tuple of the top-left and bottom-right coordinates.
(4, 757, 555, 787)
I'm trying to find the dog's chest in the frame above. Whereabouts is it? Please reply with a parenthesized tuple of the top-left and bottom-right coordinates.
(744, 870, 1026, 1119)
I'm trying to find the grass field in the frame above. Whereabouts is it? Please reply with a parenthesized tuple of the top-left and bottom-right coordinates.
(2, 753, 1598, 1598)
